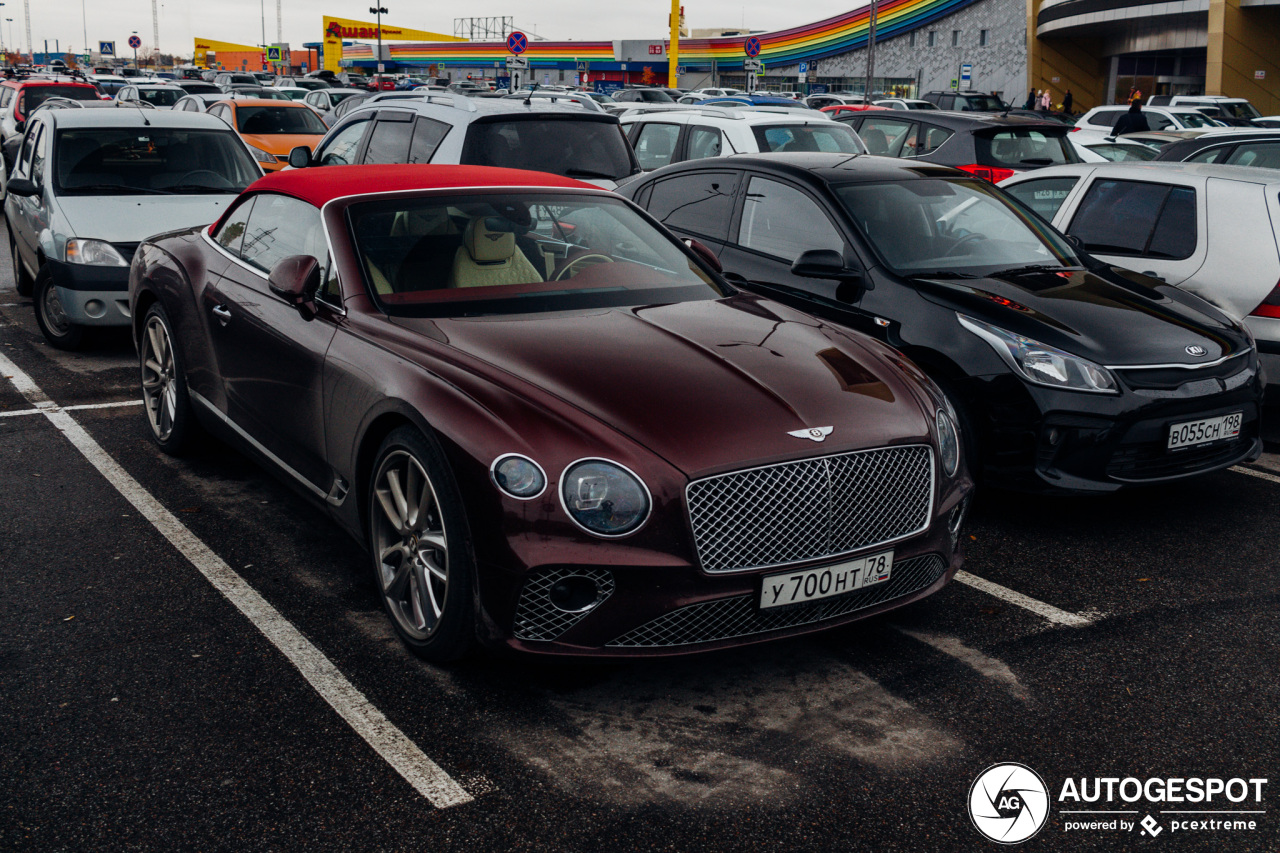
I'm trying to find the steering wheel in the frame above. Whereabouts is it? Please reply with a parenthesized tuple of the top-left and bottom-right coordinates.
(553, 253, 613, 281)
(173, 169, 230, 187)
(944, 232, 987, 255)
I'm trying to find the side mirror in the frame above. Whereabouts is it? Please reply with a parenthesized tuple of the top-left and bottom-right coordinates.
(14, 120, 24, 133)
(790, 249, 860, 281)
(683, 238, 722, 274)
(287, 146, 312, 168)
(267, 255, 321, 319)
(6, 177, 39, 197)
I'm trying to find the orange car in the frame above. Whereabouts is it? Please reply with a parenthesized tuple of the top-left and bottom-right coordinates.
(206, 98, 327, 171)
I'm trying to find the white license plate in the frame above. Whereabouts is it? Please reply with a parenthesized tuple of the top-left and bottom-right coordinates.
(1167, 412, 1242, 451)
(759, 551, 894, 610)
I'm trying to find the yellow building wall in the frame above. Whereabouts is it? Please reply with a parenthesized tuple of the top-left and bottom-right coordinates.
(322, 16, 461, 73)
(193, 38, 263, 68)
(1208, 0, 1280, 114)
(1026, 0, 1109, 111)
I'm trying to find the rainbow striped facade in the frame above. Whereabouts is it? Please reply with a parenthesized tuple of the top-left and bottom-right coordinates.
(341, 0, 981, 69)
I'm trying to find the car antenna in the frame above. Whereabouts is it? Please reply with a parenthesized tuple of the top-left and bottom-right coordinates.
(131, 102, 152, 126)
(524, 82, 538, 106)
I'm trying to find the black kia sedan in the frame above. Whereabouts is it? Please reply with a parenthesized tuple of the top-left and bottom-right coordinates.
(620, 154, 1265, 493)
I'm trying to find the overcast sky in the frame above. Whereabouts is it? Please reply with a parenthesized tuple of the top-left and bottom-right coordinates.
(21, 0, 863, 57)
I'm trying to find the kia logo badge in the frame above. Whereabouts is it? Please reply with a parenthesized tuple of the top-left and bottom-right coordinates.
(1186, 345, 1208, 357)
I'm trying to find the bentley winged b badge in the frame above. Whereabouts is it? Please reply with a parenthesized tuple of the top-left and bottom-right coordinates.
(788, 426, 834, 442)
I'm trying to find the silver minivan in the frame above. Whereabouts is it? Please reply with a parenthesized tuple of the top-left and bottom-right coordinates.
(5, 109, 262, 349)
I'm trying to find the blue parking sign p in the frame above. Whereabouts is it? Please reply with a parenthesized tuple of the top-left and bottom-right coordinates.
(99, 40, 115, 57)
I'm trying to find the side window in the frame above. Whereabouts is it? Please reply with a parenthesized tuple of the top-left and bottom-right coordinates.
(737, 177, 843, 262)
(1226, 142, 1280, 169)
(645, 172, 740, 241)
(686, 126, 723, 161)
(1003, 177, 1080, 221)
(31, 123, 49, 184)
(1151, 114, 1176, 131)
(408, 117, 449, 163)
(362, 116, 414, 164)
(1092, 111, 1122, 128)
(1068, 179, 1196, 259)
(317, 118, 371, 166)
(318, 256, 342, 306)
(919, 125, 953, 155)
(633, 123, 681, 170)
(0, 87, 11, 108)
(239, 194, 327, 279)
(859, 118, 915, 156)
(937, 95, 955, 110)
(215, 197, 255, 256)
(1186, 146, 1226, 163)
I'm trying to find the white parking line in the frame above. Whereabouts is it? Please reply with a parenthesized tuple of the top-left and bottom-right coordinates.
(0, 351, 474, 810)
(894, 626, 1030, 701)
(1231, 465, 1280, 486)
(954, 571, 1093, 627)
(0, 399, 145, 418)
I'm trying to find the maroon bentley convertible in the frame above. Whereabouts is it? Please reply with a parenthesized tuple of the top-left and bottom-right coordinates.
(128, 164, 973, 661)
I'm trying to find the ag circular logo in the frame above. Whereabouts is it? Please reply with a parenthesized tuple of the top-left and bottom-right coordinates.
(969, 763, 1050, 844)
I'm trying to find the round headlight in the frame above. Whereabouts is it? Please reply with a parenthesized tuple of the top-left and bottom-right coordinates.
(937, 409, 960, 478)
(559, 459, 651, 537)
(491, 454, 546, 500)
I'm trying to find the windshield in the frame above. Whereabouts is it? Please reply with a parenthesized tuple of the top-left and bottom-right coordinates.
(1222, 101, 1262, 120)
(752, 123, 866, 154)
(976, 129, 1076, 168)
(1085, 142, 1157, 162)
(836, 178, 1079, 275)
(179, 83, 221, 94)
(235, 105, 327, 134)
(1173, 111, 1217, 128)
(461, 118, 636, 180)
(21, 86, 98, 113)
(137, 88, 182, 106)
(350, 192, 728, 317)
(328, 91, 360, 105)
(962, 95, 1005, 111)
(344, 75, 369, 86)
(54, 128, 261, 195)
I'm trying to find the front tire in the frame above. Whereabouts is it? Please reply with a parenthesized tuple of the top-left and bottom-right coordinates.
(140, 303, 199, 454)
(368, 426, 476, 662)
(33, 266, 84, 350)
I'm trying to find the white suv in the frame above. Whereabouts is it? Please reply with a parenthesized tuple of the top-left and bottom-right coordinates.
(619, 106, 864, 172)
(1074, 105, 1223, 136)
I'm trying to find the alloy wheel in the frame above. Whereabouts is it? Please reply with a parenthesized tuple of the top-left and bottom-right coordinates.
(371, 449, 449, 640)
(141, 315, 178, 441)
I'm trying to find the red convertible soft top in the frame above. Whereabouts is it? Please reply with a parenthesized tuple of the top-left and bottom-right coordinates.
(247, 164, 598, 208)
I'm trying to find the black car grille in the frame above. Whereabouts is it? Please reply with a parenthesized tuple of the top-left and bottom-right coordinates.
(1106, 430, 1256, 481)
(110, 242, 141, 263)
(1115, 352, 1251, 391)
(686, 445, 934, 574)
(512, 567, 615, 642)
(606, 554, 946, 648)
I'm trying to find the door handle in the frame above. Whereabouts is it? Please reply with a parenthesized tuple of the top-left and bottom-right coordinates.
(211, 304, 232, 326)
(1140, 270, 1167, 282)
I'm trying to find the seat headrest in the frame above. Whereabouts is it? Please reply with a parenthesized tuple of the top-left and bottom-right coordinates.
(464, 217, 517, 264)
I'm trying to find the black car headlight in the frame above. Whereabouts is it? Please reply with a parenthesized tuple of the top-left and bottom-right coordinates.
(958, 314, 1118, 394)
(560, 458, 651, 537)
(491, 454, 546, 500)
(937, 409, 960, 477)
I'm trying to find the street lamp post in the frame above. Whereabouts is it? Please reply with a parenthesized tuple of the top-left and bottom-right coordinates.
(370, 5, 387, 81)
(4, 19, 11, 59)
(864, 0, 878, 101)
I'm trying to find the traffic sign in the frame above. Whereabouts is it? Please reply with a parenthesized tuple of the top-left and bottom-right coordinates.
(506, 56, 529, 70)
(575, 61, 588, 73)
(798, 61, 808, 73)
(506, 31, 528, 54)
(744, 36, 761, 58)
(128, 34, 142, 49)
(959, 62, 972, 87)
(81, 54, 91, 65)
(744, 57, 761, 72)
(99, 40, 115, 57)
(266, 46, 282, 62)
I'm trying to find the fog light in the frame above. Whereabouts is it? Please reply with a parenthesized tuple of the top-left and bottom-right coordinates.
(1047, 427, 1062, 445)
(948, 496, 970, 548)
(491, 454, 546, 499)
(84, 299, 106, 318)
(548, 575, 601, 613)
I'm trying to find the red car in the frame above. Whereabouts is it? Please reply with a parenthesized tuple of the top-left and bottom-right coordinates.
(1, 76, 101, 154)
(128, 164, 973, 661)
(821, 104, 890, 118)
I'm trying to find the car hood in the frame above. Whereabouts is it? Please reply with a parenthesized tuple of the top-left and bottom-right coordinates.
(397, 295, 934, 477)
(241, 132, 326, 156)
(913, 266, 1251, 365)
(56, 194, 236, 243)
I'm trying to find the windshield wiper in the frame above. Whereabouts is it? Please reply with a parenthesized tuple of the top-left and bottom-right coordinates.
(563, 168, 620, 179)
(904, 270, 980, 279)
(989, 264, 1082, 277)
(62, 184, 172, 195)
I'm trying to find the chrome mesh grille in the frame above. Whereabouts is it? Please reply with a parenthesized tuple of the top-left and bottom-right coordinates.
(607, 554, 946, 648)
(513, 567, 615, 642)
(686, 445, 934, 574)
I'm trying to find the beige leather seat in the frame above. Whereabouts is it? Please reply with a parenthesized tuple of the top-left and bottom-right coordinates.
(448, 218, 543, 289)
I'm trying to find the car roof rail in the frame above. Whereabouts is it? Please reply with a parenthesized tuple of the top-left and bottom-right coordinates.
(33, 96, 87, 110)
(392, 91, 478, 111)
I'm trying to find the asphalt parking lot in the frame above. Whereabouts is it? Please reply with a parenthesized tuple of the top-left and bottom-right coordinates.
(1, 229, 1277, 852)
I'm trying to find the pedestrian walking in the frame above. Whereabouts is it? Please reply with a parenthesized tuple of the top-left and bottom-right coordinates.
(1040, 89, 1051, 110)
(1062, 89, 1073, 113)
(1112, 98, 1149, 136)
(1023, 88, 1035, 110)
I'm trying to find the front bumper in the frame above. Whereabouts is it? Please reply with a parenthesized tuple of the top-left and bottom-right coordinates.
(962, 355, 1265, 493)
(47, 258, 131, 327)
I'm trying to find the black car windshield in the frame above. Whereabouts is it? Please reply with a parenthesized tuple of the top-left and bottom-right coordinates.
(462, 118, 637, 180)
(178, 82, 221, 94)
(961, 95, 1005, 111)
(235, 105, 326, 134)
(22, 86, 99, 113)
(835, 178, 1080, 275)
(1171, 111, 1217, 128)
(350, 192, 728, 317)
(752, 123, 866, 154)
(137, 88, 183, 106)
(54, 128, 262, 195)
